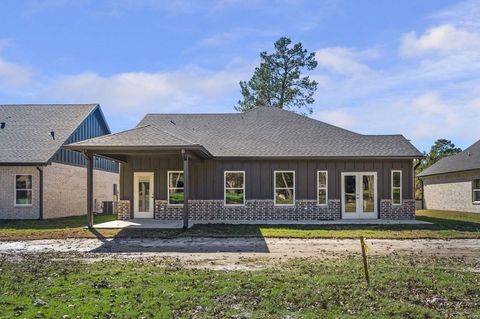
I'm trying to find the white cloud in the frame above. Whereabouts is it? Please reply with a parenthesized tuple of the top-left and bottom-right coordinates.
(315, 47, 374, 76)
(314, 92, 479, 149)
(411, 93, 448, 114)
(44, 65, 248, 116)
(315, 109, 355, 129)
(400, 24, 480, 57)
(432, 0, 480, 30)
(0, 56, 33, 88)
(197, 28, 278, 48)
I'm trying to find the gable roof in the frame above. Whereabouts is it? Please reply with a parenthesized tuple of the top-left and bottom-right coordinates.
(67, 107, 422, 158)
(418, 139, 480, 177)
(0, 104, 103, 164)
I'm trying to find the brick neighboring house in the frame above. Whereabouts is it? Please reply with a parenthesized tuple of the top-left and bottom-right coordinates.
(0, 104, 119, 219)
(66, 107, 422, 227)
(419, 139, 480, 213)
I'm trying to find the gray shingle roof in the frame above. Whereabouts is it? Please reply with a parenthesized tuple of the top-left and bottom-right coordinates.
(70, 125, 198, 148)
(68, 107, 422, 158)
(418, 140, 480, 177)
(0, 104, 99, 164)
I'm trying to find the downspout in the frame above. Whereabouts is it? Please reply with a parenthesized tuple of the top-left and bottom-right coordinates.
(36, 166, 44, 220)
(413, 160, 422, 209)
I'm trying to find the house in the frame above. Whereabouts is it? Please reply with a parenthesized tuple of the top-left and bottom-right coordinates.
(0, 104, 119, 219)
(418, 139, 480, 213)
(66, 107, 422, 227)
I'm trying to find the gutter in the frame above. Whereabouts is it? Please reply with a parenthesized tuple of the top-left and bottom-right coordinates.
(413, 159, 423, 209)
(35, 166, 44, 220)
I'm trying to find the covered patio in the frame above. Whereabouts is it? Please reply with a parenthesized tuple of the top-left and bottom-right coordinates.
(65, 124, 213, 229)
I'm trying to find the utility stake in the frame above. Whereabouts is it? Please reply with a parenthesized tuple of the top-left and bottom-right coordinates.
(360, 236, 370, 287)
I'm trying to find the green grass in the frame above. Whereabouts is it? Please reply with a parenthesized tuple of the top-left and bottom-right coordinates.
(0, 255, 478, 318)
(0, 214, 121, 240)
(0, 210, 479, 240)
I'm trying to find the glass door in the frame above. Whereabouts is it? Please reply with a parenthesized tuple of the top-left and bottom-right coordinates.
(361, 174, 376, 217)
(343, 174, 358, 218)
(133, 172, 154, 218)
(342, 172, 377, 219)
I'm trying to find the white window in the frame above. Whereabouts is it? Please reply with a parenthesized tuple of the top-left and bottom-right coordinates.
(391, 170, 402, 205)
(224, 171, 245, 206)
(167, 171, 184, 205)
(274, 171, 295, 206)
(15, 174, 32, 206)
(317, 171, 328, 205)
(473, 179, 480, 203)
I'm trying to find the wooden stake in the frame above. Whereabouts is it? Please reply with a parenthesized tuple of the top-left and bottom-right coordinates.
(360, 236, 370, 286)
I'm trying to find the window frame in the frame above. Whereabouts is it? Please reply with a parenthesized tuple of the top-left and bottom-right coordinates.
(317, 170, 328, 206)
(224, 171, 245, 206)
(274, 170, 295, 206)
(14, 174, 33, 207)
(473, 179, 480, 204)
(167, 171, 184, 206)
(391, 170, 402, 206)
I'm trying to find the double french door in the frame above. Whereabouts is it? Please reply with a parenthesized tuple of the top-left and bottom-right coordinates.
(341, 172, 378, 219)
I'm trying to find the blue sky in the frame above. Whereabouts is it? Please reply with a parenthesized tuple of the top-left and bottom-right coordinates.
(1, 0, 479, 152)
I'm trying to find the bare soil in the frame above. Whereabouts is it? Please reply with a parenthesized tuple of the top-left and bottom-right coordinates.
(1, 237, 479, 270)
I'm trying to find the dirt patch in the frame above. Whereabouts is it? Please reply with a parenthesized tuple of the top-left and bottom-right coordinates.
(1, 237, 479, 270)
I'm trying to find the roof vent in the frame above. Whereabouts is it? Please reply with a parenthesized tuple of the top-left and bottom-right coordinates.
(0, 122, 5, 129)
(49, 131, 55, 140)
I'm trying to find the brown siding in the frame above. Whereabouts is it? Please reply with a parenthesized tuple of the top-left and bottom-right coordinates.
(120, 156, 414, 201)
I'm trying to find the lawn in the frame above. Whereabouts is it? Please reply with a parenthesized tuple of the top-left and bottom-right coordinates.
(0, 210, 479, 240)
(0, 254, 478, 318)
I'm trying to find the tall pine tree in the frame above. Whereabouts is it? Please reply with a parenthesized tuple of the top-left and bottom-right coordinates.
(236, 37, 318, 115)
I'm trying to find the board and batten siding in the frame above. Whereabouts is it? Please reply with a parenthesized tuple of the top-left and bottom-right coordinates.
(120, 156, 414, 202)
(52, 108, 118, 173)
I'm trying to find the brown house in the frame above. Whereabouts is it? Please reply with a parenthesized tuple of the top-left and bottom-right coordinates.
(66, 107, 422, 227)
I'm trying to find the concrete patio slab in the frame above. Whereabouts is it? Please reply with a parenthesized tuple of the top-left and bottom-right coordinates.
(92, 218, 432, 229)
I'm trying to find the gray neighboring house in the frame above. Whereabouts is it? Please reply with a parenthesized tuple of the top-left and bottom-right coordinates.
(67, 107, 422, 226)
(419, 140, 480, 213)
(0, 104, 119, 219)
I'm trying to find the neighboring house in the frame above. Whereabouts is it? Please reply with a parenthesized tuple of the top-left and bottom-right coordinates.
(0, 104, 119, 219)
(66, 107, 422, 226)
(418, 139, 480, 213)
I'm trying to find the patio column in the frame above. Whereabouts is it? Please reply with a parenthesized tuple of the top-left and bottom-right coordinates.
(182, 149, 189, 229)
(86, 152, 94, 228)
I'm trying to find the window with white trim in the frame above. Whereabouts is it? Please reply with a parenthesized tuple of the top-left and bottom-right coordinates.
(317, 171, 328, 205)
(168, 171, 184, 205)
(224, 171, 245, 205)
(391, 170, 402, 205)
(274, 171, 295, 205)
(473, 179, 480, 203)
(15, 174, 32, 206)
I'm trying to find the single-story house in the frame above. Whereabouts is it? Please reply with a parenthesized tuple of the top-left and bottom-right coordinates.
(0, 104, 119, 219)
(66, 107, 422, 227)
(418, 139, 480, 213)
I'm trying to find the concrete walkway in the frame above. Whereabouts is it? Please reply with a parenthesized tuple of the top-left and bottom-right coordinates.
(92, 218, 432, 229)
